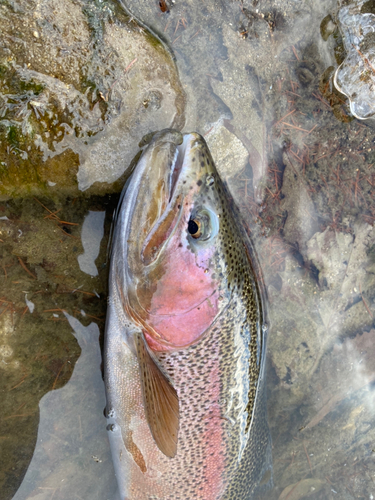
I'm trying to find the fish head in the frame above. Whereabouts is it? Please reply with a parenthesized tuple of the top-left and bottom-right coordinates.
(118, 129, 232, 352)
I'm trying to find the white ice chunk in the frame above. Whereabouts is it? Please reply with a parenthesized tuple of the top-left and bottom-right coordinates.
(334, 1, 375, 120)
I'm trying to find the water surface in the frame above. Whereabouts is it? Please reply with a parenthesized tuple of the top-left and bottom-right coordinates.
(1, 0, 375, 499)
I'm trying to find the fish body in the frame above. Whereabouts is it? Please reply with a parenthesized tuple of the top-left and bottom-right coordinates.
(104, 130, 272, 499)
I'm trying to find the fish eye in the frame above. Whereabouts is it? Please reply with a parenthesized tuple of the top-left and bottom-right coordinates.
(188, 219, 202, 238)
(187, 207, 219, 242)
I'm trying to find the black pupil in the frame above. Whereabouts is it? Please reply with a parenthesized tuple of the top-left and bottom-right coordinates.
(188, 219, 199, 235)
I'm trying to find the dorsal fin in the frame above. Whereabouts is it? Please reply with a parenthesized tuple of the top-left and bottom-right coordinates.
(135, 333, 179, 458)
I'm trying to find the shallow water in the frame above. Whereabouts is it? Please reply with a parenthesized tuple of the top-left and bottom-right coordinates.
(1, 0, 375, 499)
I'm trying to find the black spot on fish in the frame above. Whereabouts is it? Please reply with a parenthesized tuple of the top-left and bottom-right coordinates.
(201, 161, 205, 167)
(197, 180, 202, 186)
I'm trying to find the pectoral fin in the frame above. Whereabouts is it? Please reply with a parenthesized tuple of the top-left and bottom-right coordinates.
(135, 333, 179, 458)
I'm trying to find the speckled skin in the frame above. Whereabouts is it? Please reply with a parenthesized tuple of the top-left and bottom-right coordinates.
(104, 130, 272, 499)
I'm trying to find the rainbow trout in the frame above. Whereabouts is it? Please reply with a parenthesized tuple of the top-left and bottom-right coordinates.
(104, 130, 272, 499)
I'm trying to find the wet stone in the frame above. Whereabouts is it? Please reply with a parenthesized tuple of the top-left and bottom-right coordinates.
(0, 0, 186, 199)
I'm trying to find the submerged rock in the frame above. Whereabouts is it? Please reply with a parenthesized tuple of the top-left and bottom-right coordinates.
(0, 0, 186, 199)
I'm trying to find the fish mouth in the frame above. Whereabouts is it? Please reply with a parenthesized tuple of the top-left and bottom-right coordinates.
(141, 134, 192, 266)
